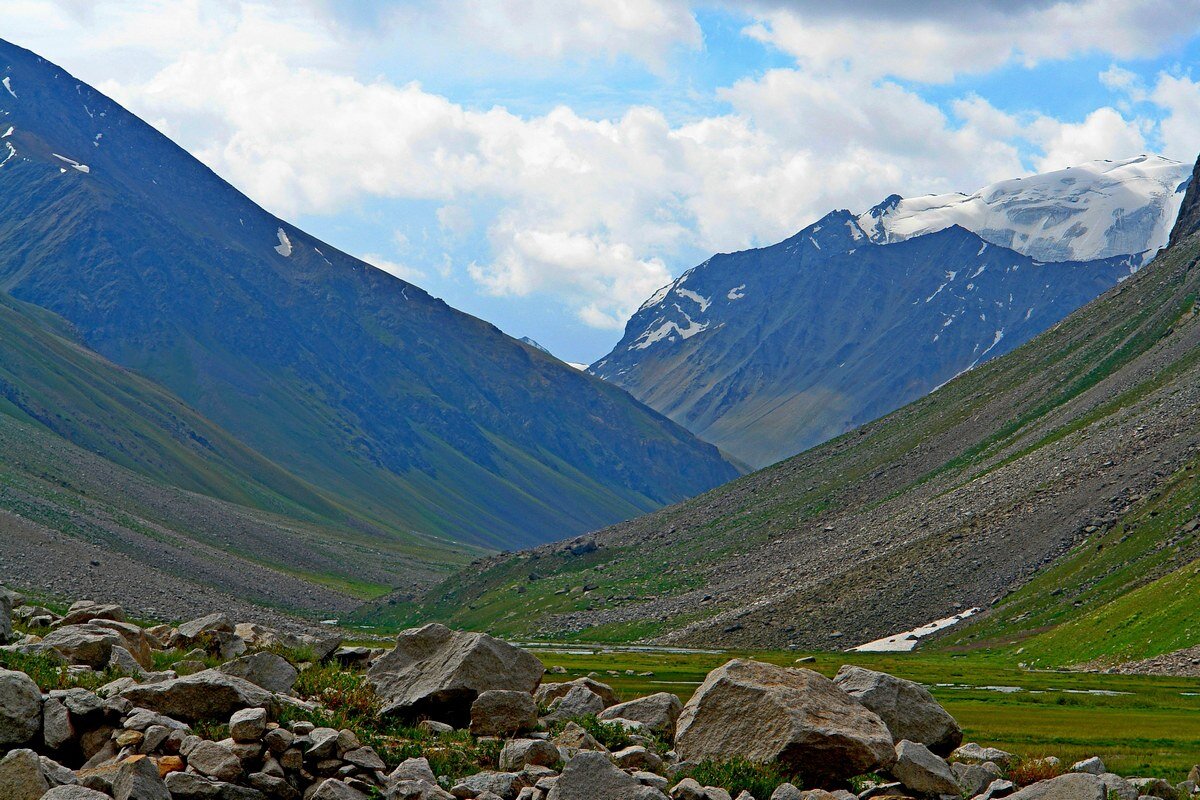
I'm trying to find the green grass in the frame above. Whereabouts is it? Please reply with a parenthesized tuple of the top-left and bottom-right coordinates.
(529, 647, 1200, 781)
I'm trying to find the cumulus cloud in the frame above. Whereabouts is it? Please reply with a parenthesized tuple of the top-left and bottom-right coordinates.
(743, 0, 1200, 83)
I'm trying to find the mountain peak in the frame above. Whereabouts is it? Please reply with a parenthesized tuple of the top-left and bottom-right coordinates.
(1168, 154, 1200, 248)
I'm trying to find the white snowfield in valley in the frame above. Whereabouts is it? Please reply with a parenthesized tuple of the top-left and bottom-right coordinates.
(852, 607, 981, 652)
(855, 155, 1191, 264)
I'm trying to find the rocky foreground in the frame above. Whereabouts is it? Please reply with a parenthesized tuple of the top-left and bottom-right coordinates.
(0, 590, 1197, 800)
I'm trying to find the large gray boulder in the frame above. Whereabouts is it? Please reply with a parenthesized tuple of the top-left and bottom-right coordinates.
(544, 684, 606, 722)
(367, 623, 543, 726)
(469, 689, 538, 736)
(112, 755, 170, 800)
(535, 677, 620, 708)
(57, 601, 126, 627)
(119, 669, 275, 722)
(674, 659, 895, 784)
(891, 739, 959, 795)
(0, 668, 43, 746)
(834, 666, 962, 755)
(1006, 773, 1106, 800)
(40, 624, 126, 669)
(0, 748, 49, 800)
(598, 692, 684, 737)
(499, 738, 561, 771)
(546, 750, 668, 800)
(218, 651, 299, 693)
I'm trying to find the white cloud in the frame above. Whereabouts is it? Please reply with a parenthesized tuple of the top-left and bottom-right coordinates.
(362, 253, 427, 283)
(1029, 107, 1149, 172)
(744, 0, 1200, 83)
(1150, 74, 1200, 163)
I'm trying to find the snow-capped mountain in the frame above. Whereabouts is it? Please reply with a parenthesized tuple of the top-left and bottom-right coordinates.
(594, 158, 1189, 468)
(856, 155, 1190, 263)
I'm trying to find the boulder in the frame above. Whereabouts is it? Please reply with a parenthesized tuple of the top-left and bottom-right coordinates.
(1071, 758, 1106, 775)
(891, 739, 959, 795)
(390, 756, 438, 783)
(553, 720, 608, 753)
(598, 692, 684, 737)
(546, 750, 668, 799)
(1006, 774, 1106, 800)
(470, 689, 539, 735)
(535, 677, 620, 708)
(953, 761, 1003, 796)
(175, 612, 234, 642)
(366, 623, 543, 726)
(41, 624, 125, 668)
(188, 740, 243, 781)
(978, 779, 1018, 800)
(544, 685, 606, 722)
(389, 779, 455, 799)
(953, 743, 1016, 767)
(769, 785, 805, 800)
(1099, 773, 1138, 800)
(91, 620, 154, 668)
(112, 754, 170, 800)
(311, 779, 371, 799)
(674, 659, 895, 784)
(499, 739, 561, 771)
(42, 696, 74, 750)
(834, 666, 962, 755)
(230, 707, 269, 742)
(0, 748, 49, 800)
(453, 771, 530, 798)
(58, 601, 126, 627)
(119, 669, 275, 722)
(0, 668, 43, 746)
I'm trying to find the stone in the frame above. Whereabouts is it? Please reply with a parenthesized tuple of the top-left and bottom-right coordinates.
(119, 669, 275, 722)
(0, 590, 11, 644)
(1006, 774, 1106, 800)
(1099, 773, 1139, 800)
(471, 689, 539, 735)
(544, 685, 605, 722)
(546, 751, 667, 799)
(91, 620, 154, 668)
(112, 754, 171, 800)
(39, 754, 76, 787)
(231, 706, 269, 742)
(1071, 758, 1106, 775)
(892, 740, 959, 795)
(389, 779, 456, 799)
(188, 740, 245, 781)
(311, 778, 371, 799)
(163, 771, 229, 799)
(41, 624, 125, 668)
(418, 719, 455, 735)
(978, 779, 1018, 800)
(1129, 778, 1180, 800)
(953, 743, 1017, 767)
(344, 746, 386, 770)
(158, 755, 185, 776)
(0, 668, 43, 746)
(500, 738, 562, 771)
(452, 771, 530, 798)
(391, 756, 439, 783)
(43, 788, 114, 800)
(670, 778, 709, 799)
(175, 612, 234, 642)
(953, 761, 1003, 796)
(598, 692, 684, 737)
(674, 659, 895, 784)
(834, 666, 962, 755)
(770, 785, 805, 800)
(612, 745, 663, 771)
(535, 678, 620, 708)
(553, 720, 608, 753)
(367, 622, 544, 726)
(58, 601, 126, 627)
(39, 695, 74, 751)
(218, 651, 300, 693)
(0, 748, 50, 800)
(108, 645, 143, 676)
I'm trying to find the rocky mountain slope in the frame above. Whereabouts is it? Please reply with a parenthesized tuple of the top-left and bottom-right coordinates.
(0, 39, 737, 562)
(593, 157, 1190, 468)
(389, 153, 1200, 664)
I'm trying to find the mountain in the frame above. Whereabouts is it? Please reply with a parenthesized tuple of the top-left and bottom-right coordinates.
(0, 40, 737, 568)
(384, 152, 1200, 667)
(592, 157, 1191, 468)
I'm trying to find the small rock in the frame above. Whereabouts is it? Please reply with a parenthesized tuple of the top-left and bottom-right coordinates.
(112, 754, 170, 800)
(892, 739, 959, 796)
(230, 707, 269, 742)
(1071, 757, 1106, 775)
(188, 740, 244, 781)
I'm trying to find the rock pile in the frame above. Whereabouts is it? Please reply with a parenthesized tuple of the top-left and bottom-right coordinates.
(1, 592, 1198, 800)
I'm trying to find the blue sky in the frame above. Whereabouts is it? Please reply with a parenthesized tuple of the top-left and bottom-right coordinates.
(7, 1, 1200, 363)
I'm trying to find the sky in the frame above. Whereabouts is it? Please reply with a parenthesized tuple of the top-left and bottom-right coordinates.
(4, 1, 1200, 363)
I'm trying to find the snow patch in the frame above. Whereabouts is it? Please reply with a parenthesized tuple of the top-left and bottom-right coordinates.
(0, 142, 15, 169)
(676, 287, 711, 312)
(980, 329, 1005, 357)
(727, 284, 746, 301)
(51, 153, 90, 173)
(852, 608, 980, 652)
(1, 126, 11, 138)
(631, 311, 709, 350)
(809, 236, 821, 250)
(274, 228, 293, 257)
(2, 77, 15, 99)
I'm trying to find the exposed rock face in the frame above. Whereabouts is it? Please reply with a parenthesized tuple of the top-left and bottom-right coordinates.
(674, 660, 895, 784)
(545, 750, 668, 800)
(469, 690, 538, 736)
(366, 624, 543, 726)
(119, 670, 275, 722)
(833, 666, 962, 754)
(598, 692, 684, 737)
(1006, 773, 1107, 800)
(0, 668, 43, 746)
